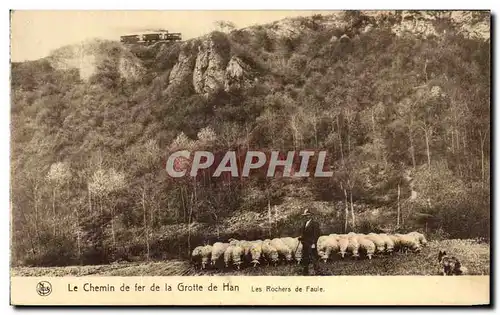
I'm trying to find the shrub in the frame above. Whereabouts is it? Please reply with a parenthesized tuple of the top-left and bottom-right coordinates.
(22, 231, 77, 267)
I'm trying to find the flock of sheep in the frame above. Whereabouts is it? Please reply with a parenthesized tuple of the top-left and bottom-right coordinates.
(191, 231, 428, 270)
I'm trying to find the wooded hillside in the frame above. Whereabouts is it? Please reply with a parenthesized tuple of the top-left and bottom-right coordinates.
(11, 11, 490, 267)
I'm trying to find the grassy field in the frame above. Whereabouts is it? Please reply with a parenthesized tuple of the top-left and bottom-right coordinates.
(11, 239, 490, 277)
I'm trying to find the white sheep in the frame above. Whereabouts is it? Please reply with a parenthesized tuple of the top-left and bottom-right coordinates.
(366, 233, 386, 253)
(200, 245, 212, 269)
(378, 233, 395, 253)
(271, 238, 293, 263)
(211, 242, 229, 267)
(404, 233, 422, 252)
(237, 240, 252, 263)
(224, 245, 235, 268)
(280, 237, 296, 250)
(329, 233, 341, 241)
(347, 234, 360, 258)
(228, 238, 240, 246)
(338, 236, 349, 258)
(262, 241, 279, 266)
(317, 235, 339, 262)
(408, 231, 428, 246)
(231, 244, 245, 269)
(356, 233, 367, 240)
(191, 246, 204, 268)
(249, 240, 263, 267)
(316, 235, 330, 261)
(281, 237, 301, 260)
(395, 233, 421, 253)
(357, 236, 376, 259)
(388, 234, 402, 252)
(326, 236, 340, 260)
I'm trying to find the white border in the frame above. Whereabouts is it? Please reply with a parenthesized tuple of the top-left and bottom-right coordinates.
(3, 0, 498, 314)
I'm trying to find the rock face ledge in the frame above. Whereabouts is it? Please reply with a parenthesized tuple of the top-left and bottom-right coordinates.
(224, 56, 252, 91)
(167, 32, 251, 95)
(169, 48, 195, 86)
(48, 39, 145, 81)
(192, 34, 229, 94)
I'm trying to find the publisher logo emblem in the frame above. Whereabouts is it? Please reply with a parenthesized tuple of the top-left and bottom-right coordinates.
(36, 281, 52, 296)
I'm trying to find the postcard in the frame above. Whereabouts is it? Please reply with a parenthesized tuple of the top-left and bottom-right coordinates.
(9, 9, 491, 306)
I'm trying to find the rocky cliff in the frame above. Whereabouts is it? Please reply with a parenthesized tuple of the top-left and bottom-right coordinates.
(41, 11, 488, 96)
(148, 10, 489, 96)
(47, 39, 146, 81)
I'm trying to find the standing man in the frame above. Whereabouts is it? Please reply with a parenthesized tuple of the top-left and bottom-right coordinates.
(298, 209, 321, 275)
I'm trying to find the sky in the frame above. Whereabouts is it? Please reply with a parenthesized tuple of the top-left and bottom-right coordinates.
(10, 10, 336, 62)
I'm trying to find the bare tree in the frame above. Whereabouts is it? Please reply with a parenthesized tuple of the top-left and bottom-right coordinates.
(141, 185, 150, 261)
(46, 162, 71, 235)
(479, 127, 490, 187)
(214, 20, 236, 33)
(88, 167, 126, 250)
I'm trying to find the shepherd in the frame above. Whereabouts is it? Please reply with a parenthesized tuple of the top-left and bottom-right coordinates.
(298, 209, 321, 275)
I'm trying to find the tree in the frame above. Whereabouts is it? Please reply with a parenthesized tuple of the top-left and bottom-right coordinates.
(214, 20, 236, 33)
(46, 162, 71, 235)
(88, 167, 126, 251)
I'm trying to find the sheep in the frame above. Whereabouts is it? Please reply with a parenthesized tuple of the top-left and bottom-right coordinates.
(211, 242, 229, 268)
(250, 239, 262, 245)
(281, 237, 301, 260)
(262, 241, 279, 266)
(408, 231, 428, 246)
(366, 233, 386, 253)
(231, 244, 245, 269)
(228, 238, 240, 246)
(238, 240, 253, 263)
(395, 233, 421, 253)
(317, 235, 339, 262)
(337, 236, 349, 258)
(252, 239, 264, 246)
(329, 233, 341, 241)
(271, 238, 293, 262)
(378, 233, 395, 253)
(356, 233, 368, 240)
(200, 245, 212, 269)
(388, 234, 402, 252)
(325, 236, 340, 260)
(357, 236, 376, 259)
(347, 234, 360, 258)
(271, 238, 293, 263)
(224, 245, 235, 268)
(249, 240, 263, 267)
(191, 246, 204, 269)
(281, 237, 296, 251)
(280, 237, 303, 264)
(316, 235, 330, 262)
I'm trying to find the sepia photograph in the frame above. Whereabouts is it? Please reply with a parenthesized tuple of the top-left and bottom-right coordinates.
(9, 9, 491, 306)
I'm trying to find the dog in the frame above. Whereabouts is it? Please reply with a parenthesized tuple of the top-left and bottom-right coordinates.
(438, 250, 468, 276)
